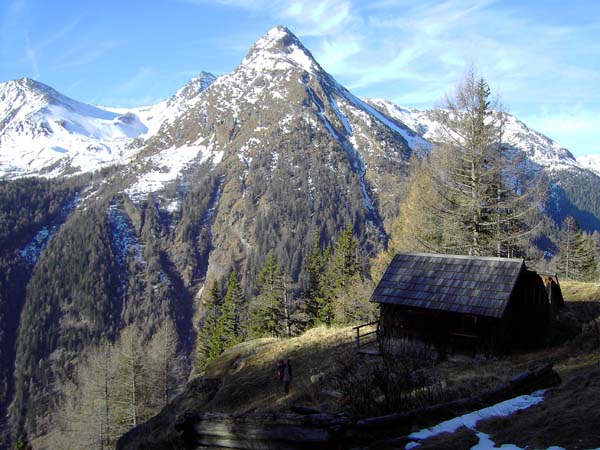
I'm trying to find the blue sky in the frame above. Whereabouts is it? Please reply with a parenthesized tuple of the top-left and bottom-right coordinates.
(1, 0, 599, 156)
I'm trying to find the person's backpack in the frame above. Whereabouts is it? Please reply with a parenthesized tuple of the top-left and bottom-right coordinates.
(277, 360, 285, 380)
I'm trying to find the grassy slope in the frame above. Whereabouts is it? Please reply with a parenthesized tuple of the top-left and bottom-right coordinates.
(202, 326, 355, 413)
(200, 327, 529, 417)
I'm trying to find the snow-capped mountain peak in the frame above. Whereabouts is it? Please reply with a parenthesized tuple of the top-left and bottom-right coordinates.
(0, 77, 154, 178)
(125, 71, 216, 138)
(0, 71, 217, 179)
(1, 78, 119, 128)
(0, 26, 589, 186)
(241, 25, 321, 74)
(500, 113, 579, 169)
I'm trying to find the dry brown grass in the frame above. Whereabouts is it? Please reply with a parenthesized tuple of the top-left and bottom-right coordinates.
(560, 280, 600, 302)
(200, 326, 539, 418)
(199, 318, 593, 418)
(203, 326, 355, 413)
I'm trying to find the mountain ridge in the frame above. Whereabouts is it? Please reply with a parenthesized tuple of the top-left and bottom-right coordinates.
(0, 27, 594, 180)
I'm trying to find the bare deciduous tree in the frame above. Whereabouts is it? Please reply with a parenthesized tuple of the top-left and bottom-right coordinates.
(49, 321, 184, 449)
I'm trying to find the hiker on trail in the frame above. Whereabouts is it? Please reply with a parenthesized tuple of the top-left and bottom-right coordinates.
(283, 358, 292, 394)
(277, 359, 285, 381)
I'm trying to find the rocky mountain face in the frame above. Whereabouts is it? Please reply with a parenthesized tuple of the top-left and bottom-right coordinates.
(0, 25, 599, 447)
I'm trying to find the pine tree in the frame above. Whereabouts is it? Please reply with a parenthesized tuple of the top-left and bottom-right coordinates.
(197, 280, 223, 371)
(394, 69, 543, 257)
(330, 226, 360, 284)
(302, 234, 329, 327)
(319, 226, 363, 325)
(558, 216, 597, 281)
(220, 271, 244, 348)
(249, 251, 287, 337)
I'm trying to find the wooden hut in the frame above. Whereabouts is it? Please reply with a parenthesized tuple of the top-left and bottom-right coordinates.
(371, 253, 563, 355)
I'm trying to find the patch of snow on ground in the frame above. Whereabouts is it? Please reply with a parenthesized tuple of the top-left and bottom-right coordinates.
(165, 199, 181, 213)
(19, 227, 50, 265)
(126, 143, 223, 199)
(280, 113, 294, 133)
(406, 390, 546, 449)
(19, 193, 80, 265)
(287, 46, 317, 73)
(270, 151, 279, 171)
(107, 203, 143, 267)
(330, 97, 353, 134)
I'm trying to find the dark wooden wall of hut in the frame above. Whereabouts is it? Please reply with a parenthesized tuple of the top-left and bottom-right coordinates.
(503, 270, 550, 350)
(378, 269, 552, 355)
(379, 305, 498, 356)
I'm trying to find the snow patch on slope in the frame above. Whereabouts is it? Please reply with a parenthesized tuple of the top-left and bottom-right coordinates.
(19, 193, 81, 265)
(406, 390, 546, 449)
(107, 203, 143, 267)
(577, 154, 600, 175)
(126, 142, 223, 199)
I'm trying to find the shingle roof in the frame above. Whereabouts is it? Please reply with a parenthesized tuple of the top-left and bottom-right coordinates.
(371, 253, 525, 318)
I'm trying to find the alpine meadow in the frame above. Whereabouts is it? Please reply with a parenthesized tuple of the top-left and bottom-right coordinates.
(1, 23, 600, 450)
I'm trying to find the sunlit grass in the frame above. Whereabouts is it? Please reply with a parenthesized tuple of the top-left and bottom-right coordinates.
(560, 280, 600, 302)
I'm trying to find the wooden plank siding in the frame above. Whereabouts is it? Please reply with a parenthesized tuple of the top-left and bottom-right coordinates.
(371, 253, 561, 355)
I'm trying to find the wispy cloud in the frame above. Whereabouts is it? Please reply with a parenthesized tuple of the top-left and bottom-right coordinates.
(118, 67, 157, 93)
(24, 33, 40, 79)
(21, 17, 82, 57)
(53, 40, 120, 70)
(184, 0, 354, 36)
(281, 0, 352, 36)
(10, 16, 83, 76)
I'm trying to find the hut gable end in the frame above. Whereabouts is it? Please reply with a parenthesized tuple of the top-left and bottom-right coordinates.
(371, 253, 525, 319)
